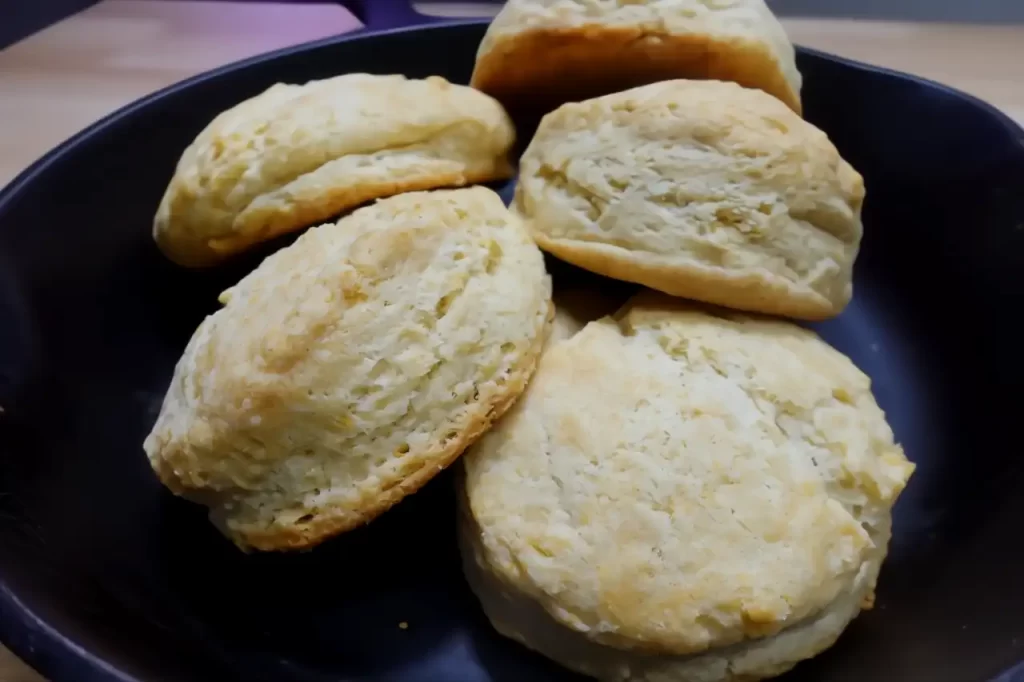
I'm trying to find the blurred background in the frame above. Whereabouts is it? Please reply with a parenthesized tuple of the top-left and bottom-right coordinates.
(4, 0, 1024, 49)
(769, 0, 1024, 22)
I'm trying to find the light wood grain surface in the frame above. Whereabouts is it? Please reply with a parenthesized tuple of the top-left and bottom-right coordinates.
(2, 0, 1024, 188)
(0, 2, 1022, 680)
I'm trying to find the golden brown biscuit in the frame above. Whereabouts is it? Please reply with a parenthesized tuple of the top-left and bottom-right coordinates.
(471, 0, 801, 114)
(144, 187, 552, 551)
(516, 80, 865, 320)
(154, 74, 516, 266)
(460, 292, 914, 681)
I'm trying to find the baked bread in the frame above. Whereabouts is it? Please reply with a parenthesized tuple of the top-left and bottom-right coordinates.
(144, 187, 552, 551)
(459, 292, 914, 681)
(516, 80, 865, 320)
(153, 74, 516, 266)
(471, 0, 801, 114)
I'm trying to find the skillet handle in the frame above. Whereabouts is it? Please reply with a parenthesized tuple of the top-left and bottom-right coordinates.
(341, 0, 441, 31)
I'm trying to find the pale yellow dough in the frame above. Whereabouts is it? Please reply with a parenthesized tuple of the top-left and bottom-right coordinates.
(153, 74, 516, 266)
(144, 187, 552, 551)
(460, 292, 914, 681)
(471, 0, 801, 113)
(516, 80, 865, 320)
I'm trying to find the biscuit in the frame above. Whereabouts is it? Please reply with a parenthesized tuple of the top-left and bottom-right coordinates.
(153, 74, 516, 266)
(144, 187, 552, 551)
(471, 0, 801, 114)
(516, 80, 865, 320)
(459, 292, 914, 681)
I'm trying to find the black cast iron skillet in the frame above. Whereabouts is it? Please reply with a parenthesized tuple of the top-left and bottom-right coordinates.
(1, 5, 1024, 682)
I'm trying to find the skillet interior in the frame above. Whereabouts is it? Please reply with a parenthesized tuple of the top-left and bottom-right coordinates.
(0, 21, 1023, 682)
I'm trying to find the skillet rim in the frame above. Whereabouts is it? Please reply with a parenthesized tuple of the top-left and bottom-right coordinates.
(1, 19, 1023, 682)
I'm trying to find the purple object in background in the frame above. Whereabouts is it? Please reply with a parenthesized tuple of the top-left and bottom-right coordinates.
(341, 0, 497, 31)
(343, 0, 442, 30)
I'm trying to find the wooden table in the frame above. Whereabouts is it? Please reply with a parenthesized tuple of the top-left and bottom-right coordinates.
(0, 1, 1021, 679)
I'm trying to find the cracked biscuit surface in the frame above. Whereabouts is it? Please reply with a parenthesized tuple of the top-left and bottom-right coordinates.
(459, 291, 914, 681)
(144, 187, 552, 551)
(153, 74, 516, 266)
(471, 0, 801, 114)
(516, 79, 865, 320)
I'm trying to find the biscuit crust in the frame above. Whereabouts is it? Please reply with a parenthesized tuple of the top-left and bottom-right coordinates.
(516, 80, 865, 320)
(154, 74, 516, 266)
(471, 0, 801, 113)
(144, 188, 552, 551)
(460, 498, 888, 682)
(459, 292, 914, 678)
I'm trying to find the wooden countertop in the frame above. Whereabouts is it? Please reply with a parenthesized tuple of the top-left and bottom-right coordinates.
(2, 0, 1023, 188)
(0, 1, 1021, 679)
